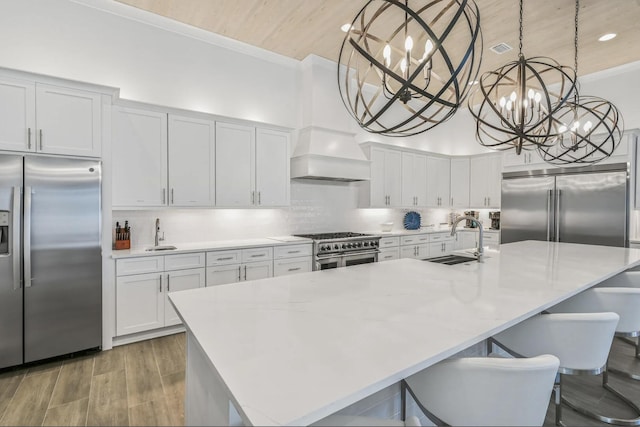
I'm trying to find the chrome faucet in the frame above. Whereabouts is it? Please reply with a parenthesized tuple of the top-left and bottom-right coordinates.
(451, 215, 484, 263)
(155, 218, 164, 246)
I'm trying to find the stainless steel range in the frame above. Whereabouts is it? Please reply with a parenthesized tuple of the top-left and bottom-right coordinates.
(293, 232, 380, 271)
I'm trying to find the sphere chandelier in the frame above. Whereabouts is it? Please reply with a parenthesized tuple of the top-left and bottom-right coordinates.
(536, 0, 623, 165)
(337, 0, 482, 136)
(467, 0, 576, 155)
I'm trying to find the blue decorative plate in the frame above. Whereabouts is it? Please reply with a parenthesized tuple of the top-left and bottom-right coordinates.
(403, 211, 421, 230)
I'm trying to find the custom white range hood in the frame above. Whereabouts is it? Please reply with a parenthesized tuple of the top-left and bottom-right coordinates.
(290, 126, 370, 182)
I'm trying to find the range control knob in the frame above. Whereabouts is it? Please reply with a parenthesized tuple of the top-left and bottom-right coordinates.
(342, 244, 347, 249)
(334, 244, 339, 250)
(356, 242, 362, 247)
(364, 241, 369, 247)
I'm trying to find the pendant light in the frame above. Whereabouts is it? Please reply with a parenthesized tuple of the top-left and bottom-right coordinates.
(536, 0, 623, 165)
(337, 0, 482, 136)
(467, 0, 576, 154)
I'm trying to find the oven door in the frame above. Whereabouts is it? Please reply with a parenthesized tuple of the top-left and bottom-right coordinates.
(343, 250, 379, 268)
(315, 255, 343, 271)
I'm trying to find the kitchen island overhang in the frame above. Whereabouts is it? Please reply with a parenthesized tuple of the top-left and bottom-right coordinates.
(169, 240, 640, 426)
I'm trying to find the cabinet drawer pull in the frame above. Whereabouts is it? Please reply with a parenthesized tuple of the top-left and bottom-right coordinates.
(238, 266, 242, 281)
(288, 267, 301, 272)
(159, 274, 162, 293)
(27, 128, 31, 149)
(39, 129, 43, 150)
(217, 256, 234, 261)
(287, 250, 300, 254)
(167, 274, 170, 292)
(250, 254, 265, 258)
(244, 265, 247, 280)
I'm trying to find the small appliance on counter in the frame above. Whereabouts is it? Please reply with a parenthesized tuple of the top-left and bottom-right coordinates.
(464, 211, 479, 228)
(489, 211, 500, 230)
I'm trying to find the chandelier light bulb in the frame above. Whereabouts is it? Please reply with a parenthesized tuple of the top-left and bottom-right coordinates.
(506, 100, 513, 111)
(383, 44, 391, 67)
(499, 97, 506, 108)
(424, 39, 434, 56)
(571, 121, 580, 131)
(400, 58, 407, 74)
(510, 91, 517, 102)
(528, 88, 535, 99)
(583, 121, 593, 132)
(523, 99, 529, 108)
(534, 92, 541, 103)
(558, 124, 568, 133)
(405, 36, 413, 52)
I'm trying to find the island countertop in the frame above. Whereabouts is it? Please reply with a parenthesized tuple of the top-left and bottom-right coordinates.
(169, 241, 640, 426)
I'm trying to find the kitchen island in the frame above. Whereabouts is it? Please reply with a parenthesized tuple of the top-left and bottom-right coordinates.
(169, 241, 640, 426)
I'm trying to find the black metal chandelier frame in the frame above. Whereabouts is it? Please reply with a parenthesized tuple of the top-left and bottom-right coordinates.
(337, 0, 482, 136)
(468, 0, 576, 154)
(536, 0, 623, 165)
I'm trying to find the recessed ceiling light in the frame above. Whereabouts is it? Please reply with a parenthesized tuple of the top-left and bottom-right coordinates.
(598, 33, 617, 41)
(341, 23, 353, 32)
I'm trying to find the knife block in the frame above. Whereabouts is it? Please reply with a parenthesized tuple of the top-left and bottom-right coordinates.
(114, 239, 130, 250)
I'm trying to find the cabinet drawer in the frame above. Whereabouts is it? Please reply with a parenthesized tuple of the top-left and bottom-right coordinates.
(165, 252, 205, 271)
(401, 234, 429, 245)
(273, 257, 312, 276)
(242, 247, 273, 263)
(117, 256, 164, 276)
(207, 250, 242, 266)
(483, 233, 499, 242)
(429, 232, 453, 242)
(379, 247, 400, 262)
(274, 244, 312, 259)
(379, 236, 400, 248)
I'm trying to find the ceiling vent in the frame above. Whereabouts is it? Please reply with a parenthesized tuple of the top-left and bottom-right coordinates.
(490, 42, 513, 54)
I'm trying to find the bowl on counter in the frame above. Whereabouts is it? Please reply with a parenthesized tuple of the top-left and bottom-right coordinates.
(380, 222, 394, 232)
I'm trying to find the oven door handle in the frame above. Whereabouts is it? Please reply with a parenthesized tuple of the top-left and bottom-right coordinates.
(343, 250, 380, 257)
(316, 250, 380, 260)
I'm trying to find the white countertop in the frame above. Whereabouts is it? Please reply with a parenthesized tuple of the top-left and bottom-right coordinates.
(111, 236, 312, 259)
(372, 227, 499, 237)
(169, 241, 640, 426)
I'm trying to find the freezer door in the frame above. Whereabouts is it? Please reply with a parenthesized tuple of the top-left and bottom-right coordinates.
(0, 155, 24, 369)
(501, 176, 555, 244)
(24, 156, 102, 363)
(555, 171, 627, 247)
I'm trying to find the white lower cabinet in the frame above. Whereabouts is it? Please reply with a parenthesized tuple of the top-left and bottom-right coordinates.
(400, 234, 430, 260)
(116, 253, 206, 336)
(273, 244, 313, 276)
(379, 236, 400, 262)
(428, 232, 455, 257)
(206, 247, 273, 286)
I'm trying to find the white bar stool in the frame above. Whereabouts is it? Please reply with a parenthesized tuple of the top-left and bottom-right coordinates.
(490, 312, 620, 426)
(401, 354, 560, 426)
(596, 271, 640, 370)
(548, 287, 640, 425)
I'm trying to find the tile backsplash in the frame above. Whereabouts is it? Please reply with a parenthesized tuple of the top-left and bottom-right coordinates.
(113, 180, 495, 249)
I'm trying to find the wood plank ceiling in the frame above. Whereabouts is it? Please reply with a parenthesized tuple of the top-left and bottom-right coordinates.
(115, 0, 640, 79)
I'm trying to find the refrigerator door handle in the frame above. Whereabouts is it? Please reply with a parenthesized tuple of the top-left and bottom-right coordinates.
(555, 189, 562, 242)
(12, 186, 21, 290)
(24, 186, 32, 287)
(547, 189, 553, 242)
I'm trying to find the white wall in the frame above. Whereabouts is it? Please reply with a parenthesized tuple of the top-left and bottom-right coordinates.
(0, 0, 299, 128)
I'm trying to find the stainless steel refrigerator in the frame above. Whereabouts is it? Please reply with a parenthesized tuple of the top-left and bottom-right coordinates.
(501, 163, 628, 247)
(0, 155, 101, 369)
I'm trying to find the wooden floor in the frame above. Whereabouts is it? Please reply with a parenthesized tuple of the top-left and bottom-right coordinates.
(0, 333, 638, 426)
(0, 334, 185, 426)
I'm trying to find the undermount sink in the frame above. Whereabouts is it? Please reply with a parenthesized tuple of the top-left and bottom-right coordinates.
(425, 254, 477, 265)
(145, 245, 178, 252)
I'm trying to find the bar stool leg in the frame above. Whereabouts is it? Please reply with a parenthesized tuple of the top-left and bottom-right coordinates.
(401, 379, 407, 421)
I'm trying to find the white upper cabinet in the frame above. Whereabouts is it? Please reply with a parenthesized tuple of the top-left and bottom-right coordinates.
(0, 78, 35, 152)
(216, 122, 254, 207)
(361, 145, 402, 207)
(255, 128, 290, 207)
(401, 152, 428, 207)
(0, 78, 101, 157)
(426, 156, 450, 208)
(450, 157, 470, 209)
(469, 154, 501, 208)
(112, 106, 168, 207)
(168, 114, 215, 207)
(216, 122, 290, 207)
